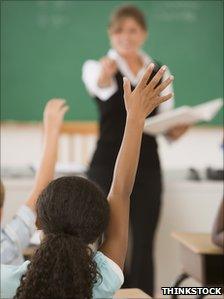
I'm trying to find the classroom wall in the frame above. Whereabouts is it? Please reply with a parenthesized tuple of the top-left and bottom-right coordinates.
(1, 125, 223, 169)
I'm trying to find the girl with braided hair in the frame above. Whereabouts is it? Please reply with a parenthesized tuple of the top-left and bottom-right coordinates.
(1, 64, 173, 299)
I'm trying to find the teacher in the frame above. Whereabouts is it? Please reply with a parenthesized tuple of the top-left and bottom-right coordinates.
(82, 5, 187, 296)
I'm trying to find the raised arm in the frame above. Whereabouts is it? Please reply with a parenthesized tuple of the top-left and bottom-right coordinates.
(25, 99, 69, 211)
(100, 64, 174, 269)
(1, 99, 69, 265)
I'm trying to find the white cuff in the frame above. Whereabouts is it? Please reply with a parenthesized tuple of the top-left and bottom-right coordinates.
(92, 78, 117, 101)
(82, 60, 118, 101)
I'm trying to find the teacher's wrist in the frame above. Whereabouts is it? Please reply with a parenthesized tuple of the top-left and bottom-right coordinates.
(97, 74, 113, 88)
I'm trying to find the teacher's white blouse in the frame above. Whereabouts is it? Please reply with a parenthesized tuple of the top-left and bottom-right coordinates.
(82, 48, 174, 114)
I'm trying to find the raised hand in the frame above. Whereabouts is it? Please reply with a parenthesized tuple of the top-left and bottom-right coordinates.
(25, 99, 68, 212)
(43, 98, 69, 133)
(100, 63, 174, 269)
(123, 63, 174, 121)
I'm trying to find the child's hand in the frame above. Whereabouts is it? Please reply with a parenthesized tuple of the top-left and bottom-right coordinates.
(43, 99, 69, 133)
(123, 63, 174, 122)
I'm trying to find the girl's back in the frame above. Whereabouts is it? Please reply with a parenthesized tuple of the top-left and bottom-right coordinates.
(1, 250, 123, 298)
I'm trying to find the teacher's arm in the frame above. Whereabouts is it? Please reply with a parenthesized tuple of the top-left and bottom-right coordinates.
(82, 58, 118, 101)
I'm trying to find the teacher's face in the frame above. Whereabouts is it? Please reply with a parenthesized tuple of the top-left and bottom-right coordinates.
(109, 17, 147, 56)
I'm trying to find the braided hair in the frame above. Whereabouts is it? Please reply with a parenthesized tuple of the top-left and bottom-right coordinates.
(14, 176, 109, 299)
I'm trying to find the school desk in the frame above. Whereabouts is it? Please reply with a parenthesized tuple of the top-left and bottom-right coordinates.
(115, 288, 151, 298)
(171, 231, 224, 299)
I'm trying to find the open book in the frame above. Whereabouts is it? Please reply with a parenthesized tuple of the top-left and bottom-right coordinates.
(144, 98, 223, 135)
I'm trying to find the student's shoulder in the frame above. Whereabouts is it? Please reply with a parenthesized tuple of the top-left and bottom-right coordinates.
(94, 251, 123, 280)
(1, 261, 30, 298)
(93, 251, 124, 298)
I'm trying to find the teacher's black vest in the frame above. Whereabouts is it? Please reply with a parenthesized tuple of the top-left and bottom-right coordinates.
(89, 64, 162, 177)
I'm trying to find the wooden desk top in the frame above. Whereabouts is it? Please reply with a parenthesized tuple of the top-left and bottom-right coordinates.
(172, 231, 223, 255)
(115, 288, 151, 298)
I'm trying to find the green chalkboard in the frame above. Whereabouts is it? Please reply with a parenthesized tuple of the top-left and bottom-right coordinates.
(1, 0, 223, 124)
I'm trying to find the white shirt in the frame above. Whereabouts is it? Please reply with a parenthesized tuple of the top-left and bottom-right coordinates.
(82, 48, 174, 114)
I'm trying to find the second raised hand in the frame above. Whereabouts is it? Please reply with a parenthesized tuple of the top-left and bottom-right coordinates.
(43, 99, 69, 134)
(123, 63, 174, 121)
